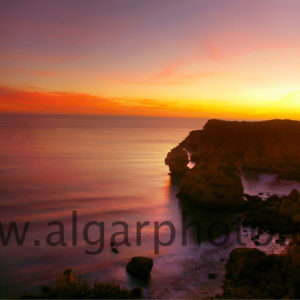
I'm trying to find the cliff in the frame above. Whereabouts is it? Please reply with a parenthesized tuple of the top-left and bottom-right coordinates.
(165, 119, 300, 209)
(179, 119, 300, 180)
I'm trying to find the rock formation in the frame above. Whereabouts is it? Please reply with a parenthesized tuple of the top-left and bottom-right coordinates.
(179, 119, 300, 181)
(165, 119, 300, 209)
(165, 146, 189, 176)
(243, 190, 300, 234)
(178, 160, 244, 210)
(279, 189, 300, 223)
(164, 119, 300, 299)
(221, 246, 300, 299)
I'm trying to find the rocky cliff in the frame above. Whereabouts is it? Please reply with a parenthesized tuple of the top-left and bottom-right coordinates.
(181, 119, 300, 179)
(165, 119, 300, 209)
(178, 160, 244, 210)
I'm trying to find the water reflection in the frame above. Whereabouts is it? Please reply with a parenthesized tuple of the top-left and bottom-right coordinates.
(165, 175, 238, 244)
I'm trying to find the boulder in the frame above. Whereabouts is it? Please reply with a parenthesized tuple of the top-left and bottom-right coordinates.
(222, 247, 300, 299)
(226, 248, 268, 281)
(126, 257, 153, 279)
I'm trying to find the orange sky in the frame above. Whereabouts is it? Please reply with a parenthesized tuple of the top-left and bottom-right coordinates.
(1, 0, 300, 119)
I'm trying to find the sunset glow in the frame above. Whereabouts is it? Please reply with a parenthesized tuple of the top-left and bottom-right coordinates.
(1, 0, 300, 119)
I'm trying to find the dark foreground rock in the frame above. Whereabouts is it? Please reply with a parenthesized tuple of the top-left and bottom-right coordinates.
(20, 269, 142, 299)
(278, 189, 300, 223)
(221, 246, 300, 299)
(126, 257, 153, 279)
(243, 189, 300, 234)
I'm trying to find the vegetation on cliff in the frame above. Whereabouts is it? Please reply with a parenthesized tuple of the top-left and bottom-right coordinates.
(19, 269, 142, 299)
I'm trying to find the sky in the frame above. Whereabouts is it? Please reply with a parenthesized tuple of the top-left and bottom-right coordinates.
(0, 0, 300, 119)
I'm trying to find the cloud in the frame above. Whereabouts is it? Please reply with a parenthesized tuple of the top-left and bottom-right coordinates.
(147, 30, 300, 83)
(0, 86, 200, 117)
(0, 86, 126, 115)
(1, 85, 299, 120)
(0, 85, 236, 118)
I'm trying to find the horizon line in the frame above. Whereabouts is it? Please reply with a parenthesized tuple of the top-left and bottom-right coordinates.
(0, 111, 297, 123)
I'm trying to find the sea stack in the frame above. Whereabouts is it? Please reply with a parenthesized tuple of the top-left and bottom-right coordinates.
(165, 146, 189, 176)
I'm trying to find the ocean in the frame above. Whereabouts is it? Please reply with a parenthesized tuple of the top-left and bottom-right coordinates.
(0, 114, 293, 298)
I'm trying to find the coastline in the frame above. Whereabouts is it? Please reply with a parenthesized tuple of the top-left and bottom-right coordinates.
(165, 118, 300, 299)
(1, 117, 299, 299)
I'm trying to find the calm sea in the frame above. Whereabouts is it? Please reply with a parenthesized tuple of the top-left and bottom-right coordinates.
(0, 114, 292, 298)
